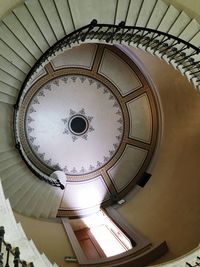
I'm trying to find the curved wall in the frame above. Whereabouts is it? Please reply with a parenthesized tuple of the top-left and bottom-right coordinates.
(118, 47, 200, 263)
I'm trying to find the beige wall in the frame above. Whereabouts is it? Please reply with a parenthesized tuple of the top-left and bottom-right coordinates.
(117, 47, 200, 263)
(14, 212, 78, 267)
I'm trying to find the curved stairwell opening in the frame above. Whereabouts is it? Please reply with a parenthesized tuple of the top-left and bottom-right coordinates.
(0, 0, 200, 266)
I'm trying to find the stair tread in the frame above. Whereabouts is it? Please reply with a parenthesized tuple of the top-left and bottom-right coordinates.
(0, 22, 36, 66)
(3, 12, 42, 60)
(115, 0, 130, 25)
(68, 0, 116, 28)
(157, 5, 180, 33)
(147, 0, 169, 29)
(136, 0, 157, 27)
(39, 0, 65, 40)
(0, 39, 31, 73)
(54, 0, 75, 34)
(25, 0, 57, 47)
(13, 4, 49, 53)
(126, 0, 144, 26)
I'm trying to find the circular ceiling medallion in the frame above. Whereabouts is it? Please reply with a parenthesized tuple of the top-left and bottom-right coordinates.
(25, 75, 124, 175)
(68, 115, 88, 136)
(63, 109, 93, 141)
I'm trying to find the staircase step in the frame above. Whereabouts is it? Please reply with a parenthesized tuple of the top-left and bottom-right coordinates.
(25, 0, 57, 47)
(126, 0, 144, 26)
(26, 182, 52, 218)
(168, 11, 191, 38)
(0, 40, 31, 74)
(68, 0, 116, 28)
(0, 81, 19, 97)
(0, 149, 19, 162)
(48, 187, 64, 218)
(179, 19, 200, 43)
(0, 178, 7, 209)
(136, 0, 157, 27)
(39, 0, 65, 40)
(146, 0, 169, 29)
(112, 0, 129, 25)
(17, 181, 41, 213)
(54, 0, 75, 33)
(1, 161, 26, 182)
(13, 4, 49, 53)
(0, 157, 22, 172)
(44, 187, 61, 218)
(0, 147, 15, 154)
(4, 170, 34, 200)
(157, 5, 180, 33)
(3, 176, 29, 200)
(0, 68, 21, 89)
(0, 22, 36, 67)
(3, 12, 42, 60)
(0, 103, 15, 148)
(4, 199, 21, 242)
(0, 56, 25, 83)
(33, 184, 53, 218)
(9, 176, 35, 209)
(0, 92, 16, 105)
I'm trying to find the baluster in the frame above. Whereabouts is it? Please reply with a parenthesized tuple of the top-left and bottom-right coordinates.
(125, 29, 141, 44)
(21, 261, 27, 267)
(143, 33, 160, 49)
(0, 227, 5, 267)
(98, 26, 112, 41)
(81, 19, 97, 41)
(106, 21, 125, 43)
(135, 31, 150, 47)
(116, 28, 130, 43)
(13, 247, 20, 267)
(5, 243, 11, 267)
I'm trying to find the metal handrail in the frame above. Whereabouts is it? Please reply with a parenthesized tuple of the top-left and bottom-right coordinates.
(15, 20, 200, 105)
(14, 20, 200, 188)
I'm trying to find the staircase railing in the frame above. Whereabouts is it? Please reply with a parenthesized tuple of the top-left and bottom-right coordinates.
(14, 19, 200, 188)
(0, 227, 34, 267)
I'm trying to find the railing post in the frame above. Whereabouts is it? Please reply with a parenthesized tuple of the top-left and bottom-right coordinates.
(0, 226, 5, 267)
(81, 19, 97, 41)
(106, 21, 125, 43)
(21, 260, 27, 267)
(5, 243, 12, 267)
(13, 247, 20, 267)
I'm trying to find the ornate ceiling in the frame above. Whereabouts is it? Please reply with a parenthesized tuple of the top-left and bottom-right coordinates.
(16, 44, 160, 217)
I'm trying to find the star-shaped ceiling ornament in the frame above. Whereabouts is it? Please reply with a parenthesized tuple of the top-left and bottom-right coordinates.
(62, 108, 94, 142)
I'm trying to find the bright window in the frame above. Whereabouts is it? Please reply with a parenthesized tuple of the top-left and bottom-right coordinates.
(82, 210, 133, 257)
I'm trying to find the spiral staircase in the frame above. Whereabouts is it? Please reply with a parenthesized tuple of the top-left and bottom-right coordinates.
(0, 0, 200, 266)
